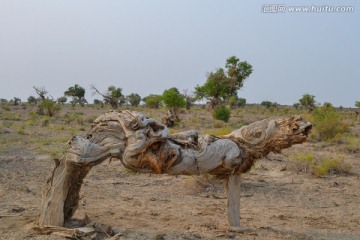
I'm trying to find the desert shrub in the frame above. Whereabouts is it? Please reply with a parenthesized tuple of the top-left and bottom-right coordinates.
(289, 152, 351, 176)
(341, 133, 360, 153)
(42, 116, 50, 127)
(76, 116, 84, 125)
(314, 157, 352, 176)
(38, 99, 61, 117)
(289, 152, 315, 174)
(17, 124, 27, 135)
(312, 105, 348, 140)
(212, 105, 231, 122)
(203, 126, 232, 136)
(213, 120, 225, 128)
(1, 112, 21, 121)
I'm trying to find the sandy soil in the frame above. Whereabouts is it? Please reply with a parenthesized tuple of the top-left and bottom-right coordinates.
(1, 143, 359, 240)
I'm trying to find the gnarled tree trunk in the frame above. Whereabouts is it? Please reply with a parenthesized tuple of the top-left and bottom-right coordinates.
(39, 110, 311, 230)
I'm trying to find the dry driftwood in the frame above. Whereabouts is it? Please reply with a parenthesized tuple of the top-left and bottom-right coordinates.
(39, 110, 312, 230)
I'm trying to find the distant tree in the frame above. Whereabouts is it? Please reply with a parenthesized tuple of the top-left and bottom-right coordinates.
(143, 94, 162, 108)
(27, 96, 38, 104)
(229, 96, 246, 109)
(355, 101, 360, 121)
(33, 87, 48, 101)
(261, 101, 273, 109)
(127, 93, 141, 107)
(299, 94, 316, 112)
(195, 56, 252, 109)
(33, 86, 61, 117)
(293, 103, 302, 110)
(64, 84, 87, 106)
(162, 87, 186, 121)
(182, 89, 196, 110)
(93, 99, 104, 108)
(0, 98, 8, 104)
(38, 99, 61, 117)
(57, 96, 67, 105)
(323, 102, 333, 108)
(238, 98, 247, 108)
(12, 97, 21, 105)
(91, 85, 123, 109)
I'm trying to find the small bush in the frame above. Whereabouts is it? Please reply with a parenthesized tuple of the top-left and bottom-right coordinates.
(213, 120, 225, 128)
(17, 124, 27, 135)
(1, 112, 21, 121)
(212, 105, 231, 122)
(289, 152, 315, 174)
(312, 105, 348, 140)
(314, 157, 352, 176)
(203, 126, 232, 136)
(342, 134, 360, 153)
(289, 152, 351, 176)
(42, 117, 50, 127)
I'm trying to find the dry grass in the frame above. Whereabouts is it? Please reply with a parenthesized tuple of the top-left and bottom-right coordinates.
(289, 151, 352, 176)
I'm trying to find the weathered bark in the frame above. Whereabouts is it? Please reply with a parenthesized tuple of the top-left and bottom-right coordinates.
(39, 110, 311, 229)
(225, 175, 241, 227)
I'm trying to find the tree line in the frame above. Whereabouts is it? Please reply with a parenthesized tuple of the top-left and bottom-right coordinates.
(2, 55, 359, 123)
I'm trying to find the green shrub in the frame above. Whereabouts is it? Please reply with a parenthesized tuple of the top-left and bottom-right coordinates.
(312, 105, 348, 140)
(38, 100, 61, 117)
(314, 157, 352, 176)
(289, 152, 351, 176)
(212, 105, 231, 122)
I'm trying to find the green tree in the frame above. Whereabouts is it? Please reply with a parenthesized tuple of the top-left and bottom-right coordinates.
(64, 84, 87, 106)
(27, 96, 38, 104)
(162, 87, 186, 121)
(92, 85, 123, 109)
(127, 93, 141, 107)
(355, 101, 360, 108)
(12, 97, 21, 105)
(293, 103, 301, 110)
(57, 96, 67, 104)
(195, 56, 252, 109)
(299, 94, 316, 112)
(143, 94, 162, 108)
(229, 96, 246, 109)
(261, 101, 273, 109)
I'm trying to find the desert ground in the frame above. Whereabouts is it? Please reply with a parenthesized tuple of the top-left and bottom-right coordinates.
(0, 104, 359, 240)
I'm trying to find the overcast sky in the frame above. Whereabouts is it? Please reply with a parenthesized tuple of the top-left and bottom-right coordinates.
(0, 0, 359, 107)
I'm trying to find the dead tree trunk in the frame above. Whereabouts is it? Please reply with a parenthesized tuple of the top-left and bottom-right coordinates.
(38, 110, 311, 230)
(39, 157, 91, 226)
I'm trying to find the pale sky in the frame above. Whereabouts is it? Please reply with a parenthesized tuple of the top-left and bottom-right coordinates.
(0, 0, 359, 107)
